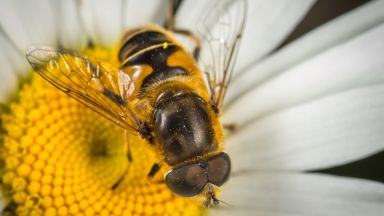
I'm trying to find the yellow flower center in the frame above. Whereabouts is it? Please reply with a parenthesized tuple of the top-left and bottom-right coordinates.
(0, 47, 204, 215)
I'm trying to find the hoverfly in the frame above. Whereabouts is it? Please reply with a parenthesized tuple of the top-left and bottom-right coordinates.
(26, 0, 246, 206)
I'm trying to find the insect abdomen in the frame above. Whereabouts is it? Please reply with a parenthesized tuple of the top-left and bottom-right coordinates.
(118, 27, 196, 95)
(118, 29, 171, 63)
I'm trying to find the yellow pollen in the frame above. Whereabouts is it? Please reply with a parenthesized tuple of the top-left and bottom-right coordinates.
(0, 47, 204, 215)
(162, 41, 169, 49)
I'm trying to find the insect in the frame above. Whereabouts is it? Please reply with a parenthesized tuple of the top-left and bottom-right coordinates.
(26, 0, 246, 207)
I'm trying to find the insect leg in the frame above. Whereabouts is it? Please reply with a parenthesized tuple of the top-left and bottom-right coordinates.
(167, 0, 176, 31)
(174, 29, 201, 60)
(205, 71, 217, 103)
(111, 161, 132, 190)
(147, 163, 162, 178)
(124, 130, 132, 162)
(167, 0, 201, 60)
(111, 176, 124, 190)
(111, 131, 132, 190)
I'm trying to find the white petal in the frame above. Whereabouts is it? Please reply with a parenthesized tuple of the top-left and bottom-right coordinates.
(0, 30, 30, 77)
(173, 0, 220, 52)
(212, 210, 302, 216)
(0, 41, 18, 103)
(176, 0, 220, 27)
(224, 22, 384, 128)
(0, 0, 58, 50)
(176, 0, 314, 71)
(79, 0, 123, 48)
(234, 0, 315, 73)
(122, 0, 166, 27)
(227, 0, 384, 103)
(227, 84, 384, 171)
(211, 173, 384, 216)
(54, 0, 87, 49)
(79, 0, 165, 48)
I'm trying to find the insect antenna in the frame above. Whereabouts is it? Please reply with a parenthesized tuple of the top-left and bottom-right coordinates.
(214, 198, 232, 208)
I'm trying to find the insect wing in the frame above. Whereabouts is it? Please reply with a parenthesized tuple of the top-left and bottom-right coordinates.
(26, 47, 140, 132)
(195, 0, 247, 110)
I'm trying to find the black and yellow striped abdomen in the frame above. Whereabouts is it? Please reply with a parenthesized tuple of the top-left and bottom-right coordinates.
(118, 26, 205, 98)
(117, 25, 212, 117)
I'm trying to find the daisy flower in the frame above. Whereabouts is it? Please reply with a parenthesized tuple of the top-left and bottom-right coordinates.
(1, 0, 384, 216)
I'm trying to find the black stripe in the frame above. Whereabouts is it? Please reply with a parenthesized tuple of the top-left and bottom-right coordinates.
(118, 31, 171, 62)
(142, 66, 188, 90)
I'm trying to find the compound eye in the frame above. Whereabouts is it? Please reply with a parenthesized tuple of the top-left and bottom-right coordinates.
(207, 152, 231, 186)
(165, 163, 208, 197)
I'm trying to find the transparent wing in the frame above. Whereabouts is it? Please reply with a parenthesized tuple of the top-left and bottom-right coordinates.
(195, 0, 247, 110)
(26, 47, 140, 133)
